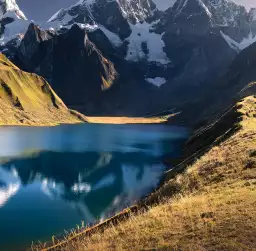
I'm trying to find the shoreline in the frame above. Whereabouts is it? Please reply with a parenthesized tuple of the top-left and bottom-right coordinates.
(32, 96, 256, 251)
(85, 114, 176, 124)
(0, 114, 176, 127)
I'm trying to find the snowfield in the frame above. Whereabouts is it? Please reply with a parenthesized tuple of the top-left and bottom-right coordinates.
(146, 77, 166, 87)
(125, 22, 169, 64)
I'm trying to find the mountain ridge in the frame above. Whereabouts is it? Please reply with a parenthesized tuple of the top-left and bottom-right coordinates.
(0, 0, 255, 125)
(0, 52, 88, 125)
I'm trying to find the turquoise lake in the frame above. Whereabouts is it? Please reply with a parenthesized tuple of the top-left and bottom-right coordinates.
(0, 124, 188, 250)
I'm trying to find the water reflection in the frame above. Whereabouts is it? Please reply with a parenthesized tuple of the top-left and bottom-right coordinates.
(0, 168, 20, 208)
(1, 151, 165, 221)
(0, 124, 188, 250)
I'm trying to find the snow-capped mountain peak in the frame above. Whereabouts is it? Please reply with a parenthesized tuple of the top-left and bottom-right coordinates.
(170, 0, 248, 26)
(49, 0, 160, 25)
(46, 0, 170, 64)
(0, 0, 29, 47)
(0, 0, 27, 20)
(2, 0, 256, 66)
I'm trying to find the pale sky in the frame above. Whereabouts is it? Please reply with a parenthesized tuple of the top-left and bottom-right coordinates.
(17, 0, 77, 21)
(16, 0, 256, 21)
(232, 0, 256, 10)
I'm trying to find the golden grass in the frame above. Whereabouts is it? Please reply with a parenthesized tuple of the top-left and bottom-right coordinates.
(33, 96, 256, 250)
(0, 53, 88, 126)
(0, 53, 174, 126)
(72, 186, 256, 251)
(85, 114, 175, 124)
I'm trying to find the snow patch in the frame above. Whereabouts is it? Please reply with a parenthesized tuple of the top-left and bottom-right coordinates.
(72, 182, 91, 193)
(146, 77, 166, 87)
(221, 31, 256, 51)
(74, 0, 95, 8)
(197, 0, 212, 17)
(175, 0, 189, 16)
(125, 22, 169, 64)
(0, 183, 20, 207)
(74, 23, 122, 47)
(48, 8, 64, 22)
(99, 25, 122, 47)
(0, 18, 29, 45)
(77, 23, 98, 31)
(117, 0, 156, 22)
(0, 0, 27, 20)
(0, 167, 20, 208)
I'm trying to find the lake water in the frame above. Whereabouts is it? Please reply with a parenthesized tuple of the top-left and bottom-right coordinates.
(0, 124, 188, 251)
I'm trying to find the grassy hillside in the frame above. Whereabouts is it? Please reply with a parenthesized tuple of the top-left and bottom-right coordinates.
(0, 53, 88, 125)
(37, 95, 256, 251)
(0, 53, 172, 126)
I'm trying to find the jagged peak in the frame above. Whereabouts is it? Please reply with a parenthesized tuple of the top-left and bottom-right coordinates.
(170, 0, 250, 27)
(23, 22, 53, 42)
(48, 0, 158, 24)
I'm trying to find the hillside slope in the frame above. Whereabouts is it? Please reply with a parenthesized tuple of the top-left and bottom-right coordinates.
(169, 39, 256, 127)
(38, 95, 256, 251)
(0, 53, 87, 125)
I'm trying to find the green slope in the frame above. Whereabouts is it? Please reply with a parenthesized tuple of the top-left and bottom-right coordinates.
(0, 53, 87, 126)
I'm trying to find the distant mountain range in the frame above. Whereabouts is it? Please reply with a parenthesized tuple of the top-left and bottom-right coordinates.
(0, 0, 255, 124)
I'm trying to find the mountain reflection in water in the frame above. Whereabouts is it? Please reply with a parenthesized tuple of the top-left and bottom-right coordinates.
(1, 151, 165, 220)
(0, 124, 188, 250)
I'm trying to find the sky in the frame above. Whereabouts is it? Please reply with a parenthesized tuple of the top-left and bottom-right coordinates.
(17, 0, 256, 21)
(233, 0, 256, 10)
(17, 0, 77, 21)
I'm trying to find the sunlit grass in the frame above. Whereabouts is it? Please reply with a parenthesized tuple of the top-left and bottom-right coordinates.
(0, 53, 87, 126)
(32, 96, 256, 251)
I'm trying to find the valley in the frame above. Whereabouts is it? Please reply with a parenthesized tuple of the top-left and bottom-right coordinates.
(0, 0, 255, 250)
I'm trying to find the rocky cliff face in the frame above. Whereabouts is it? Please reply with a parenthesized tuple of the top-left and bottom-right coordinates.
(0, 0, 256, 120)
(13, 23, 157, 115)
(48, 0, 161, 38)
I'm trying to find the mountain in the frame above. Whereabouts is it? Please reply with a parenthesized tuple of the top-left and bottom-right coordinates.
(48, 0, 256, 55)
(0, 53, 87, 125)
(47, 0, 256, 110)
(47, 0, 170, 64)
(1, 149, 164, 222)
(159, 0, 256, 50)
(0, 0, 256, 121)
(48, 0, 160, 39)
(11, 23, 159, 116)
(200, 38, 256, 120)
(171, 38, 256, 127)
(0, 0, 28, 41)
(0, 0, 26, 20)
(17, 23, 118, 110)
